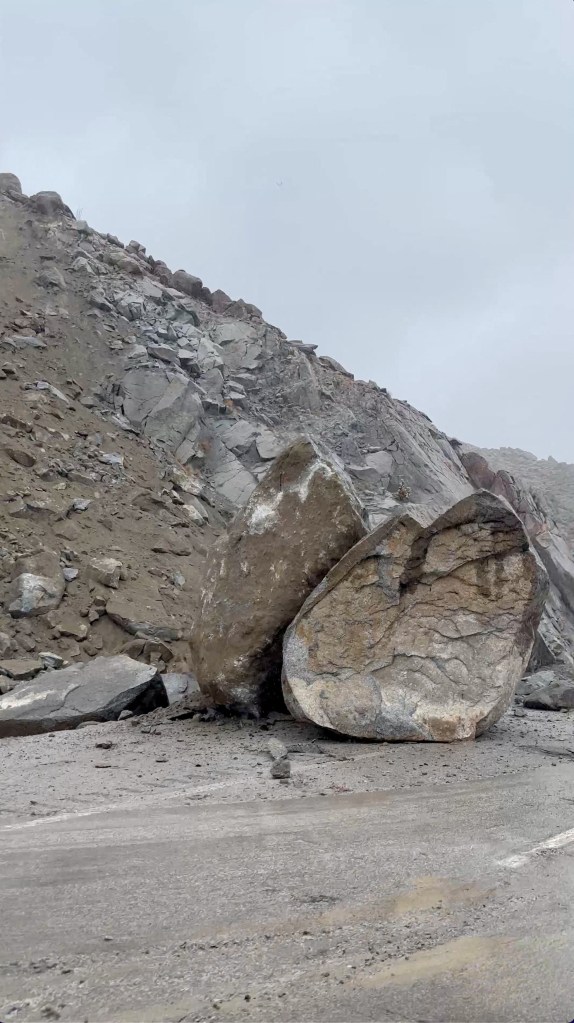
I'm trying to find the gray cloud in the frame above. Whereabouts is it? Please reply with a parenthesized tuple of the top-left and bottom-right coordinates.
(1, 0, 573, 458)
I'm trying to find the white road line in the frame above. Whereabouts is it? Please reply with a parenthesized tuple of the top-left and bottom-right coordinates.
(0, 751, 384, 832)
(1, 804, 124, 830)
(500, 826, 574, 868)
(0, 772, 285, 831)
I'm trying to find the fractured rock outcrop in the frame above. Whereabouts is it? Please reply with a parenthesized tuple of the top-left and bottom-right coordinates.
(193, 438, 368, 712)
(283, 491, 547, 741)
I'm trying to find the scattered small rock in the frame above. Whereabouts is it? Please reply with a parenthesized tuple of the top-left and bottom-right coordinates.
(99, 452, 124, 468)
(0, 632, 13, 657)
(170, 570, 186, 589)
(0, 657, 44, 681)
(39, 652, 65, 670)
(88, 556, 122, 589)
(271, 757, 291, 779)
(267, 737, 288, 761)
(2, 445, 36, 467)
(70, 498, 91, 513)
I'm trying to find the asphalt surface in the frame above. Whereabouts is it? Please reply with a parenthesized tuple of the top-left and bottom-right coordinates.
(2, 754, 574, 1023)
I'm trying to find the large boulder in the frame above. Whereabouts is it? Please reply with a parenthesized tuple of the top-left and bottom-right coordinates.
(282, 491, 547, 741)
(193, 438, 368, 712)
(0, 655, 168, 737)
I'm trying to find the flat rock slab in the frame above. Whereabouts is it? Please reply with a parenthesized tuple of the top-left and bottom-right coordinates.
(0, 655, 168, 737)
(283, 491, 548, 741)
(0, 658, 44, 681)
(106, 592, 182, 642)
(193, 437, 368, 712)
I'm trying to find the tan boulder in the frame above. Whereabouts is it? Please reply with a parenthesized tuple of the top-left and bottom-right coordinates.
(193, 438, 368, 712)
(282, 491, 547, 741)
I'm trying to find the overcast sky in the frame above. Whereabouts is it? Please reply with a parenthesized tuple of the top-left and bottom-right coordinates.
(1, 0, 573, 459)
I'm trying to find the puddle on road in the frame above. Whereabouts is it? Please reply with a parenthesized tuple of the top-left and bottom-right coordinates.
(388, 875, 490, 917)
(162, 873, 491, 947)
(308, 874, 489, 931)
(353, 933, 513, 988)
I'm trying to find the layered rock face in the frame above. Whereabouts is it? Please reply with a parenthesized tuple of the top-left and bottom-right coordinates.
(478, 446, 574, 548)
(283, 492, 547, 741)
(192, 439, 368, 712)
(460, 451, 574, 670)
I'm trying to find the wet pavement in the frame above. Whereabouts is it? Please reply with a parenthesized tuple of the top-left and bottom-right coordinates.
(2, 757, 574, 1021)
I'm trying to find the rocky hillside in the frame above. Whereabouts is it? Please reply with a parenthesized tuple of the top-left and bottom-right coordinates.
(0, 170, 573, 679)
(478, 447, 574, 548)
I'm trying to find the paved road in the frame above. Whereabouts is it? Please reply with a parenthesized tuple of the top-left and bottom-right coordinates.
(2, 762, 574, 1022)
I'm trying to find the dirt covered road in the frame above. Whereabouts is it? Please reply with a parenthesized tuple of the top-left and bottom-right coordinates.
(2, 708, 574, 1022)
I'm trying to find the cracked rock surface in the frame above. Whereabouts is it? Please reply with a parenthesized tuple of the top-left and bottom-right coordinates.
(283, 491, 548, 740)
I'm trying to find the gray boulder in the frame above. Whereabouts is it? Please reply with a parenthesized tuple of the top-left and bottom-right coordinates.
(37, 267, 66, 290)
(193, 438, 368, 712)
(172, 270, 203, 299)
(211, 289, 233, 313)
(0, 656, 168, 737)
(0, 172, 22, 194)
(283, 492, 547, 741)
(516, 670, 574, 711)
(29, 191, 73, 217)
(89, 287, 114, 313)
(7, 551, 65, 618)
(256, 429, 284, 461)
